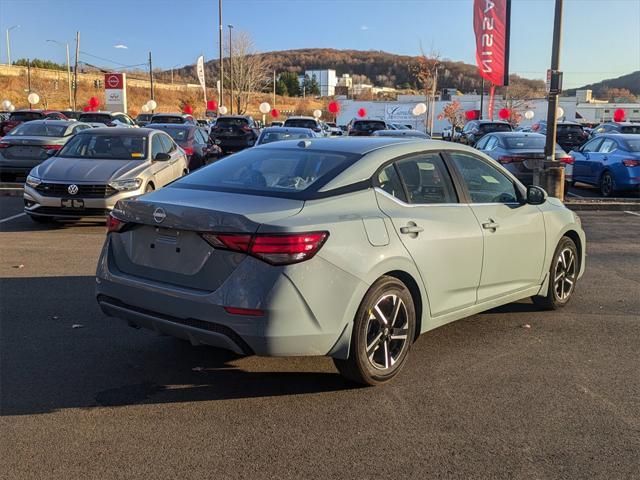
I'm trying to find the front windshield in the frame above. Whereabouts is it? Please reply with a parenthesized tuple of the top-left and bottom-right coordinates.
(258, 130, 312, 144)
(58, 134, 147, 160)
(9, 123, 67, 137)
(176, 147, 358, 196)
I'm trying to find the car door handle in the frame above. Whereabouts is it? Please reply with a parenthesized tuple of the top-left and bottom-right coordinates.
(400, 224, 424, 235)
(482, 219, 499, 231)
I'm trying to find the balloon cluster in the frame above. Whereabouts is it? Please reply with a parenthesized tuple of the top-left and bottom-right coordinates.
(2, 99, 16, 112)
(206, 100, 218, 111)
(82, 96, 100, 112)
(328, 101, 340, 114)
(357, 107, 367, 118)
(498, 108, 511, 120)
(465, 110, 479, 121)
(613, 108, 626, 122)
(183, 105, 193, 115)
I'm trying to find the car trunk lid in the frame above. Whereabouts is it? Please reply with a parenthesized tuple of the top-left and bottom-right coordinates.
(0, 136, 66, 160)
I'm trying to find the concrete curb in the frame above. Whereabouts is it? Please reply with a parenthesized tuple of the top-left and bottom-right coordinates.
(0, 183, 22, 197)
(565, 201, 640, 212)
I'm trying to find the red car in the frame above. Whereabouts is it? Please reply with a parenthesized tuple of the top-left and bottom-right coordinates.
(0, 110, 67, 137)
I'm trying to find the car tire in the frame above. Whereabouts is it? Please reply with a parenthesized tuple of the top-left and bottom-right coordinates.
(600, 171, 614, 197)
(29, 215, 54, 224)
(333, 276, 416, 386)
(532, 236, 579, 310)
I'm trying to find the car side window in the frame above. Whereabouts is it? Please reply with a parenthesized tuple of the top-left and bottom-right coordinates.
(599, 139, 617, 153)
(151, 135, 165, 158)
(158, 134, 175, 153)
(376, 164, 407, 203)
(395, 153, 458, 204)
(485, 136, 498, 150)
(463, 122, 475, 132)
(475, 136, 489, 149)
(450, 152, 519, 204)
(582, 138, 603, 152)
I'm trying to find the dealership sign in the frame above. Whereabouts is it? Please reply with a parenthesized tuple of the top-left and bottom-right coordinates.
(473, 0, 511, 86)
(104, 73, 127, 113)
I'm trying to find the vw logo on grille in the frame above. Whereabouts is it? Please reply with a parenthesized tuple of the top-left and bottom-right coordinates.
(67, 184, 79, 195)
(153, 207, 166, 224)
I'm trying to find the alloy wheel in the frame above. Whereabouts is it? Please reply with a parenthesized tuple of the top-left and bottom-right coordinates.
(365, 294, 409, 370)
(553, 247, 577, 301)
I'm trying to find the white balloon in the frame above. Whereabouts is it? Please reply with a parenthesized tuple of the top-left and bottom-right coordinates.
(313, 109, 322, 118)
(8, 105, 15, 112)
(259, 102, 271, 114)
(146, 100, 157, 110)
(219, 106, 228, 115)
(27, 93, 40, 105)
(141, 104, 150, 113)
(2, 99, 11, 110)
(413, 102, 427, 116)
(556, 107, 564, 118)
(524, 110, 535, 120)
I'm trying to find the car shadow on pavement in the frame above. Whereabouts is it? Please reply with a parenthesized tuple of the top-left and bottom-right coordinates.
(0, 218, 106, 233)
(0, 275, 356, 416)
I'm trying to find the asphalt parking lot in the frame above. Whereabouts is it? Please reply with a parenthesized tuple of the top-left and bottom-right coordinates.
(1, 197, 639, 479)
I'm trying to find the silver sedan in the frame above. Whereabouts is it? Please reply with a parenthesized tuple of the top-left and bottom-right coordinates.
(96, 137, 586, 385)
(24, 128, 188, 222)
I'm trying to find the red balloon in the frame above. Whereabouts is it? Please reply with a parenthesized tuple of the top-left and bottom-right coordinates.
(498, 108, 510, 120)
(328, 101, 340, 114)
(183, 105, 193, 115)
(88, 96, 99, 108)
(82, 105, 91, 112)
(206, 100, 217, 111)
(613, 108, 626, 122)
(357, 107, 367, 118)
(270, 108, 279, 118)
(465, 110, 478, 120)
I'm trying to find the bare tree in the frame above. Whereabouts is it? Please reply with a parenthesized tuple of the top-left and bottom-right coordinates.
(226, 31, 271, 114)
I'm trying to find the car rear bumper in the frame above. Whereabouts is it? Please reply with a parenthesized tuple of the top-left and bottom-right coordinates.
(23, 184, 144, 218)
(95, 235, 365, 358)
(213, 137, 254, 151)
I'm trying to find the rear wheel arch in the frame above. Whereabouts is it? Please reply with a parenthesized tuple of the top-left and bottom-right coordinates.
(383, 270, 423, 341)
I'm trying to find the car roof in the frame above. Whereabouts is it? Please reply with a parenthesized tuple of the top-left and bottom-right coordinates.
(77, 127, 152, 136)
(475, 120, 511, 125)
(490, 131, 545, 137)
(217, 115, 251, 119)
(147, 123, 195, 130)
(17, 119, 77, 126)
(260, 126, 315, 133)
(151, 112, 189, 117)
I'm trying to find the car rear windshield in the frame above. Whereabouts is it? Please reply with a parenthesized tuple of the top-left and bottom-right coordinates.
(9, 123, 67, 137)
(216, 118, 249, 127)
(504, 136, 546, 149)
(58, 134, 147, 160)
(10, 112, 44, 121)
(151, 115, 184, 124)
(620, 125, 640, 134)
(156, 127, 189, 142)
(137, 114, 153, 121)
(557, 125, 584, 134)
(353, 121, 386, 132)
(478, 123, 512, 133)
(259, 130, 313, 144)
(284, 119, 318, 129)
(78, 113, 112, 123)
(623, 139, 640, 152)
(174, 147, 359, 198)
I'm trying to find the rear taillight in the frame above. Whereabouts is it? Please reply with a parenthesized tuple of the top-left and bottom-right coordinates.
(201, 231, 329, 265)
(560, 156, 574, 165)
(42, 144, 62, 151)
(182, 146, 194, 156)
(498, 156, 517, 164)
(0, 142, 10, 149)
(223, 306, 265, 317)
(241, 125, 252, 133)
(622, 159, 640, 167)
(106, 213, 128, 233)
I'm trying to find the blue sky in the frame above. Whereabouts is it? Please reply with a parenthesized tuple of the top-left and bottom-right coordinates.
(1, 0, 639, 89)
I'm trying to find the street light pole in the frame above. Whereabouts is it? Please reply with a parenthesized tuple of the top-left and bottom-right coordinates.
(47, 40, 73, 109)
(73, 31, 80, 111)
(6, 25, 20, 66)
(228, 24, 234, 115)
(218, 0, 224, 114)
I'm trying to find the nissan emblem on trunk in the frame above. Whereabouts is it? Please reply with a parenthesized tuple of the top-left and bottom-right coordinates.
(67, 184, 79, 195)
(153, 208, 166, 224)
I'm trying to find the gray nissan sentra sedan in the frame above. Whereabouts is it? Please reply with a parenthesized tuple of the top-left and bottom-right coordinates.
(96, 137, 586, 385)
(24, 128, 188, 222)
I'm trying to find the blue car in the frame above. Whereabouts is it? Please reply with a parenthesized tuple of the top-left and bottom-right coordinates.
(569, 134, 640, 196)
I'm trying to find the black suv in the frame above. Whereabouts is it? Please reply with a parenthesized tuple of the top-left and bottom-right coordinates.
(347, 119, 388, 136)
(459, 120, 512, 146)
(209, 116, 260, 153)
(531, 120, 589, 152)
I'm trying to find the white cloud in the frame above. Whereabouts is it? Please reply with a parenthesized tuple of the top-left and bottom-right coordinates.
(113, 44, 128, 49)
(360, 25, 369, 31)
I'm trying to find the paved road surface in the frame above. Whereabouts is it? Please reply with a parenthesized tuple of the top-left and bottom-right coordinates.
(1, 199, 639, 479)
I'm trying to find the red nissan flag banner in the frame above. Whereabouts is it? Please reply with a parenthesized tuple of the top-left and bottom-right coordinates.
(474, 0, 511, 86)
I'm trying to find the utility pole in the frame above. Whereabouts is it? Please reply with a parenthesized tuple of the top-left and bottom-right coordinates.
(540, 0, 565, 197)
(228, 24, 234, 115)
(429, 68, 438, 136)
(148, 51, 155, 112)
(6, 25, 19, 66)
(218, 0, 224, 114)
(73, 31, 80, 111)
(479, 78, 484, 119)
(27, 58, 32, 109)
(273, 70, 276, 107)
(65, 43, 72, 109)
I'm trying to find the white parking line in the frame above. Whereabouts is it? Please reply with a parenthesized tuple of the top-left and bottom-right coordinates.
(624, 211, 640, 217)
(0, 212, 25, 224)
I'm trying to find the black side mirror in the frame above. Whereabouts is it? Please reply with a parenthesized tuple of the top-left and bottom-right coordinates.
(526, 185, 548, 205)
(154, 152, 171, 161)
